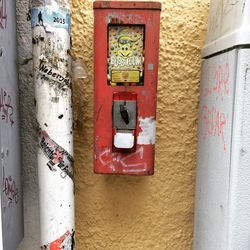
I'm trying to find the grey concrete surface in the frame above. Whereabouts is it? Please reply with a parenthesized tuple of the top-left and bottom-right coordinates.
(16, 0, 40, 249)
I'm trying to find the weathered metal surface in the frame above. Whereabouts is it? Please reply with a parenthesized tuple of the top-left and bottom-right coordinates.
(94, 1, 161, 175)
(93, 1, 161, 10)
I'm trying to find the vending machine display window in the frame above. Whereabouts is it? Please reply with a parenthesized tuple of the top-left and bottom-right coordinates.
(108, 25, 145, 86)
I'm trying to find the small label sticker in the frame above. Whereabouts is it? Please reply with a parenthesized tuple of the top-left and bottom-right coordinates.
(32, 7, 70, 31)
(111, 70, 140, 83)
(39, 62, 70, 86)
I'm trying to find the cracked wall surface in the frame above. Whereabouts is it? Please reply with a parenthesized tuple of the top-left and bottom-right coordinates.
(17, 0, 209, 249)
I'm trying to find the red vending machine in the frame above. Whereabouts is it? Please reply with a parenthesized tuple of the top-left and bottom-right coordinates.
(94, 1, 161, 175)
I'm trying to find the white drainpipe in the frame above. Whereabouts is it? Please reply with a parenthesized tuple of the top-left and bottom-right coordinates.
(31, 0, 75, 249)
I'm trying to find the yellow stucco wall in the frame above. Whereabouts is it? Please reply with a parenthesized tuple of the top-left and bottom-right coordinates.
(71, 0, 209, 249)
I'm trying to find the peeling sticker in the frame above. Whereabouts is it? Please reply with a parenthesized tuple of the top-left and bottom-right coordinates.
(31, 7, 70, 32)
(137, 117, 156, 145)
(38, 129, 74, 181)
(39, 63, 70, 86)
(32, 6, 72, 92)
(40, 229, 75, 250)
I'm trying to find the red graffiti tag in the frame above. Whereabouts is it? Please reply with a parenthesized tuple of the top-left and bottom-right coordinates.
(0, 0, 7, 29)
(202, 104, 227, 152)
(213, 63, 230, 101)
(203, 63, 230, 101)
(2, 167, 19, 204)
(0, 88, 14, 126)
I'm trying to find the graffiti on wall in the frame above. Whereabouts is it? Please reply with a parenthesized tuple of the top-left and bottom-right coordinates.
(0, 88, 14, 126)
(2, 166, 19, 205)
(201, 62, 231, 152)
(0, 0, 7, 29)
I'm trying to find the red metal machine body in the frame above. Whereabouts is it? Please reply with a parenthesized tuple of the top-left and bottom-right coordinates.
(94, 1, 161, 175)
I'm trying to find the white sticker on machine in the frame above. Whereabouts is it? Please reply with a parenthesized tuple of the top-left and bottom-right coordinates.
(137, 117, 156, 145)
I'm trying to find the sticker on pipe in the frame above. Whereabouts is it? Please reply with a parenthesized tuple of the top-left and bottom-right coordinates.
(38, 129, 74, 181)
(31, 7, 70, 31)
(32, 6, 71, 91)
(40, 230, 75, 250)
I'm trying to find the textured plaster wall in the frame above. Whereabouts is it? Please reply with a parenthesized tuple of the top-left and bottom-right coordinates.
(16, 0, 209, 249)
(72, 0, 209, 249)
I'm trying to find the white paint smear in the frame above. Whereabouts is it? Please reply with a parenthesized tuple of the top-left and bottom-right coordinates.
(137, 117, 156, 145)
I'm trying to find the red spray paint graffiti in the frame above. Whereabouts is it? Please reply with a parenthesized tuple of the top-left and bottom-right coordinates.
(201, 62, 231, 152)
(202, 104, 227, 152)
(213, 63, 230, 101)
(0, 0, 7, 29)
(203, 63, 230, 101)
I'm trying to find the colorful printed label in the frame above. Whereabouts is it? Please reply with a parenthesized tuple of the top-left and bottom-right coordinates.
(111, 70, 140, 83)
(32, 7, 70, 32)
(41, 230, 75, 250)
(32, 6, 71, 91)
(38, 130, 74, 181)
(108, 25, 144, 85)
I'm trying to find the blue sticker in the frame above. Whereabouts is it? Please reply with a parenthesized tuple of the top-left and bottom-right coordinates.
(32, 7, 70, 32)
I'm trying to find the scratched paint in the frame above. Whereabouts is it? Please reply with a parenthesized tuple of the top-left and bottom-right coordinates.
(204, 0, 245, 55)
(32, 0, 74, 248)
(98, 146, 147, 172)
(94, 3, 160, 175)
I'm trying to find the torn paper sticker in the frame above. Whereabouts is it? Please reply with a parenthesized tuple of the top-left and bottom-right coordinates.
(137, 117, 156, 145)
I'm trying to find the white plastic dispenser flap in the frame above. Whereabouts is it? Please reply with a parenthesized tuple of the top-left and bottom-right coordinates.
(114, 132, 134, 149)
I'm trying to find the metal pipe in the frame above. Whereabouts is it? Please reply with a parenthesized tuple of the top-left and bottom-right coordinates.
(31, 0, 75, 249)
